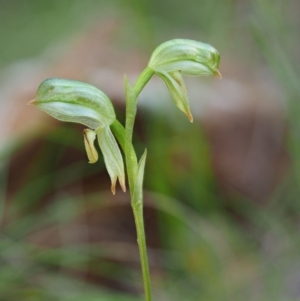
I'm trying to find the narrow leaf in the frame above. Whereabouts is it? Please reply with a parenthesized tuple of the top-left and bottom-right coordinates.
(132, 149, 147, 207)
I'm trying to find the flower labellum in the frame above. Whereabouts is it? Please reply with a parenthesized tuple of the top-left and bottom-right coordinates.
(83, 129, 98, 164)
(147, 39, 221, 122)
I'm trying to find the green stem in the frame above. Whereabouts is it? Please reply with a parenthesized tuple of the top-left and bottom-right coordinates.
(111, 119, 152, 301)
(134, 66, 154, 96)
(110, 120, 126, 152)
(125, 68, 154, 301)
(112, 67, 154, 301)
(132, 204, 152, 301)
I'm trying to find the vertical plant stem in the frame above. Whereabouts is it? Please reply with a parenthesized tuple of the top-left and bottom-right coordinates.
(112, 68, 154, 301)
(122, 69, 154, 301)
(111, 119, 152, 301)
(132, 204, 152, 301)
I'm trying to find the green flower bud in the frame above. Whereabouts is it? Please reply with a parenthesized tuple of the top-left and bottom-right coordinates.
(147, 39, 221, 121)
(29, 78, 115, 129)
(29, 78, 126, 194)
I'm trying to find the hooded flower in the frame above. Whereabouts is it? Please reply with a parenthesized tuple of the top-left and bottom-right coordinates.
(148, 39, 221, 122)
(29, 78, 126, 194)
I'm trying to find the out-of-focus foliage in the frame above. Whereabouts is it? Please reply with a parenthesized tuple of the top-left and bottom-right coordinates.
(0, 0, 300, 300)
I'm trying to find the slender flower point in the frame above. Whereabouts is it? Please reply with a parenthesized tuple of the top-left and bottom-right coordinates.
(31, 78, 126, 194)
(216, 70, 222, 79)
(147, 39, 221, 121)
(83, 129, 98, 163)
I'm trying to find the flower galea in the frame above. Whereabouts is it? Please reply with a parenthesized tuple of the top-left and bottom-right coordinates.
(148, 39, 221, 122)
(29, 78, 126, 194)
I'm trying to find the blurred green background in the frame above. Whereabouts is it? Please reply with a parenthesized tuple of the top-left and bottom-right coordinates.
(0, 0, 300, 300)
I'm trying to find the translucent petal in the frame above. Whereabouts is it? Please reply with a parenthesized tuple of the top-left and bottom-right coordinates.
(157, 71, 193, 122)
(97, 126, 126, 194)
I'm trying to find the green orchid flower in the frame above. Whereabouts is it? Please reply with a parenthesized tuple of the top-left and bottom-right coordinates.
(148, 39, 221, 122)
(29, 78, 126, 194)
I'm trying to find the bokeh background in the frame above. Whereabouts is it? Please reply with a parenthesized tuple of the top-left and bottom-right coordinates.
(0, 0, 300, 300)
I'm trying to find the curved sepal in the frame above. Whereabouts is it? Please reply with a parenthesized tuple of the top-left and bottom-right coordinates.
(148, 39, 221, 77)
(29, 78, 116, 129)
